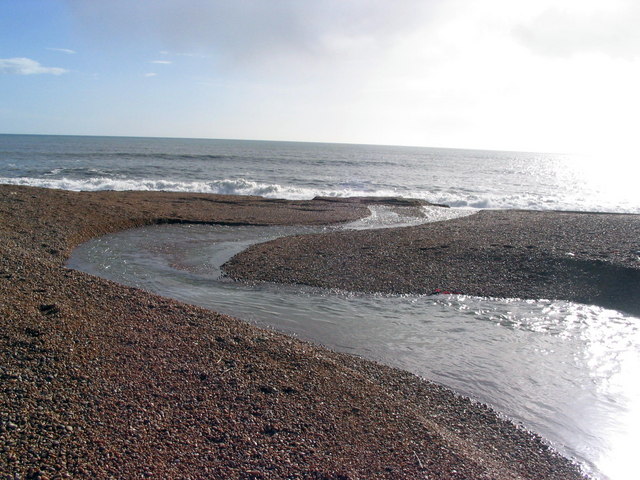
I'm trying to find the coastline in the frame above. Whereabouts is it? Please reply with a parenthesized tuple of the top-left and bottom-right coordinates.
(1, 185, 587, 479)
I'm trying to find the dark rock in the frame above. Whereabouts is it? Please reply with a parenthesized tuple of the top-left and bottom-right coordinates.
(38, 304, 59, 315)
(259, 385, 278, 395)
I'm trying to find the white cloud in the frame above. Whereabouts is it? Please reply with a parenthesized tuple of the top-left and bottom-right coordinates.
(514, 1, 640, 58)
(150, 60, 172, 64)
(0, 58, 67, 75)
(144, 72, 157, 77)
(47, 47, 77, 54)
(62, 0, 640, 154)
(67, 0, 443, 65)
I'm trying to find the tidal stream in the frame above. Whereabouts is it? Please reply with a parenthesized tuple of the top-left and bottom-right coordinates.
(67, 207, 640, 480)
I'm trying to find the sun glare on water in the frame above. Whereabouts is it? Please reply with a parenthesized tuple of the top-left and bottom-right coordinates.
(596, 348, 640, 480)
(560, 150, 640, 213)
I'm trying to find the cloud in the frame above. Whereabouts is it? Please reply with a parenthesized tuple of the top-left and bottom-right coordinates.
(0, 58, 67, 75)
(47, 47, 77, 54)
(514, 2, 640, 58)
(150, 60, 172, 64)
(144, 72, 157, 77)
(66, 0, 442, 65)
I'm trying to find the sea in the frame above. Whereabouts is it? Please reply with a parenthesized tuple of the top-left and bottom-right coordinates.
(1, 134, 638, 213)
(3, 134, 640, 480)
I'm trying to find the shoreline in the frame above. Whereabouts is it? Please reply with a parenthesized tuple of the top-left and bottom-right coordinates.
(1, 185, 588, 479)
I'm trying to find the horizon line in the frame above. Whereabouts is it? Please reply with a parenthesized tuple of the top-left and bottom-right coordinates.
(0, 132, 568, 156)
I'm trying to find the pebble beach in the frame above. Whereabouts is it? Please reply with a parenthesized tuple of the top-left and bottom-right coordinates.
(226, 208, 640, 316)
(0, 185, 594, 479)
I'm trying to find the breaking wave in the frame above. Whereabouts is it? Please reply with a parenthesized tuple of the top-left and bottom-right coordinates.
(2, 175, 638, 214)
(0, 176, 402, 201)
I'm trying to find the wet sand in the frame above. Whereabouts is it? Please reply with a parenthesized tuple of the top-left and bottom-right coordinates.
(1, 185, 587, 479)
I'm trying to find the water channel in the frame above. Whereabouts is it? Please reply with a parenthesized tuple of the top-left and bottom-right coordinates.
(67, 206, 640, 480)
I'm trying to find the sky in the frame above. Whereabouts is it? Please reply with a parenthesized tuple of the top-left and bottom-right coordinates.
(1, 0, 640, 155)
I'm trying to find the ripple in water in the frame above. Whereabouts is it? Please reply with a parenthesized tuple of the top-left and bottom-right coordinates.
(67, 207, 640, 480)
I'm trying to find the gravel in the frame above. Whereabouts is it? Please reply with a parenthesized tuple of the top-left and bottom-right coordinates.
(225, 209, 640, 316)
(1, 185, 587, 479)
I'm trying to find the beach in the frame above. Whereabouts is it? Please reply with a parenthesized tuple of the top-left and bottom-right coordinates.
(1, 185, 592, 479)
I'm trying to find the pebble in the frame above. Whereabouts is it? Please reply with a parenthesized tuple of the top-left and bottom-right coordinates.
(0, 186, 591, 480)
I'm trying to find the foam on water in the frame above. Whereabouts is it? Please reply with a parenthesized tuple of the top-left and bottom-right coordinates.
(0, 176, 405, 200)
(2, 173, 638, 215)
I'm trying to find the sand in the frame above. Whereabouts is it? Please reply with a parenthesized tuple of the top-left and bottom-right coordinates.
(1, 185, 587, 479)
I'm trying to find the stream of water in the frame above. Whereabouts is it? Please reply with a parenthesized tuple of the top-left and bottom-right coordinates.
(67, 207, 640, 480)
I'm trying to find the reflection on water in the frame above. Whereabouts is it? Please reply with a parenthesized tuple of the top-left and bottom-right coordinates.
(560, 153, 640, 215)
(67, 210, 639, 480)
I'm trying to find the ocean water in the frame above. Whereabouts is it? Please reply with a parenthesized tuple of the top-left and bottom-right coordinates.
(4, 134, 640, 479)
(1, 133, 638, 213)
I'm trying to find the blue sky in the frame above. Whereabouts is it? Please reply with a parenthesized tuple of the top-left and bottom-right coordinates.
(2, 0, 640, 155)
